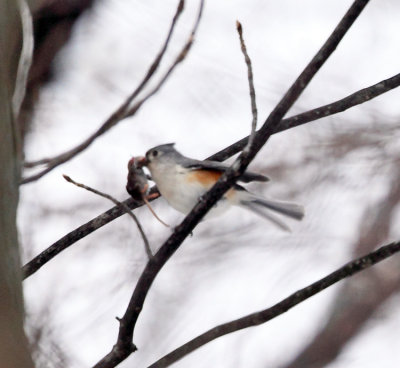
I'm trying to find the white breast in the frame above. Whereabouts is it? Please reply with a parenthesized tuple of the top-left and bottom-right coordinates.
(148, 162, 231, 216)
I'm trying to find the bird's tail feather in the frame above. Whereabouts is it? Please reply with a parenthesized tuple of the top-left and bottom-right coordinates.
(238, 194, 304, 231)
(250, 197, 304, 220)
(240, 202, 291, 231)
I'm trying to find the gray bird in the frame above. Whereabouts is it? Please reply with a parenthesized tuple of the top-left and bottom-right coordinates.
(144, 143, 304, 230)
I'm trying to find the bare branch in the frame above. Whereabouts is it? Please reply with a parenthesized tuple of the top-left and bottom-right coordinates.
(209, 71, 400, 162)
(122, 0, 203, 120)
(21, 0, 379, 279)
(21, 70, 397, 281)
(92, 5, 206, 368)
(93, 1, 369, 367)
(120, 10, 202, 120)
(21, 0, 186, 184)
(236, 20, 258, 153)
(281, 170, 400, 368)
(22, 195, 156, 279)
(63, 175, 152, 259)
(149, 240, 400, 368)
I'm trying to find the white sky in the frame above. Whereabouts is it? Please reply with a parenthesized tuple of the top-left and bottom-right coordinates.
(20, 0, 400, 367)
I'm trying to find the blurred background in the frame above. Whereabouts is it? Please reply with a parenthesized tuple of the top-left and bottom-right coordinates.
(19, 0, 400, 367)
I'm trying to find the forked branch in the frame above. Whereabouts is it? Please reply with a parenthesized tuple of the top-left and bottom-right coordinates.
(93, 1, 371, 367)
(22, 0, 186, 184)
(21, 71, 400, 280)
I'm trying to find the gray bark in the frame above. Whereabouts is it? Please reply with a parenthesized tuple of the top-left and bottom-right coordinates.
(0, 1, 35, 366)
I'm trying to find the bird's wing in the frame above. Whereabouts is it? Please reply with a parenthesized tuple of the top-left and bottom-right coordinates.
(185, 159, 269, 183)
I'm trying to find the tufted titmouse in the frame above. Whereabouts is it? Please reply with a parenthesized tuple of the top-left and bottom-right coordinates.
(144, 143, 304, 230)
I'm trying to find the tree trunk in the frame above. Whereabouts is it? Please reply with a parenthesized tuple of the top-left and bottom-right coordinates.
(0, 1, 35, 367)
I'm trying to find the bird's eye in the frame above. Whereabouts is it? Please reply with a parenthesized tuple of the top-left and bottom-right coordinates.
(152, 150, 158, 157)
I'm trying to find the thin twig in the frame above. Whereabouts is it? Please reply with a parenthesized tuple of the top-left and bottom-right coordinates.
(119, 31, 197, 120)
(21, 70, 399, 281)
(93, 1, 370, 367)
(236, 20, 257, 153)
(123, 2, 203, 119)
(21, 0, 186, 183)
(63, 175, 152, 259)
(148, 240, 400, 368)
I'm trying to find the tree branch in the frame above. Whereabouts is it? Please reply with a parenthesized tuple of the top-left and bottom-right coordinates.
(236, 20, 258, 152)
(22, 196, 146, 278)
(22, 70, 399, 280)
(21, 0, 186, 184)
(22, 192, 159, 279)
(92, 1, 370, 367)
(282, 169, 400, 368)
(209, 72, 400, 161)
(63, 174, 153, 259)
(149, 240, 400, 368)
(80, 2, 203, 367)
